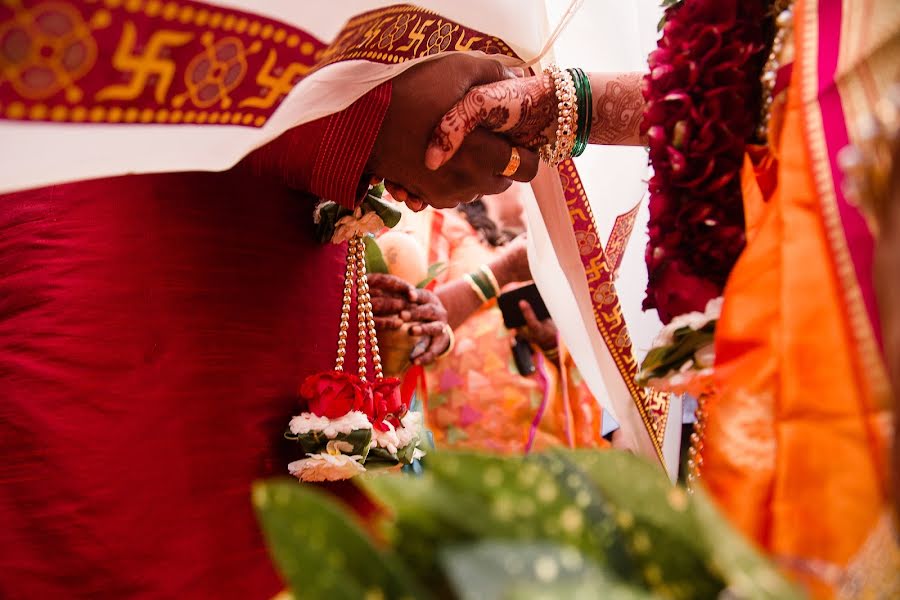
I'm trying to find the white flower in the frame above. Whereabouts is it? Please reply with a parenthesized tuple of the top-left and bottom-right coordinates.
(288, 453, 365, 482)
(326, 440, 354, 454)
(372, 412, 424, 456)
(645, 367, 714, 396)
(331, 209, 385, 244)
(650, 296, 723, 348)
(372, 422, 403, 456)
(288, 411, 371, 438)
(704, 296, 723, 319)
(693, 343, 716, 369)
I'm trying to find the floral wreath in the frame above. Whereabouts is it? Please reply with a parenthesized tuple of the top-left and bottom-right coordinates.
(638, 0, 774, 388)
(285, 184, 426, 482)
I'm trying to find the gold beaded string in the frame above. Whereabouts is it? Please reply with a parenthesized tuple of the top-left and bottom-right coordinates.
(685, 393, 708, 492)
(334, 236, 357, 372)
(757, 1, 795, 140)
(333, 234, 385, 381)
(356, 240, 384, 381)
(353, 236, 370, 381)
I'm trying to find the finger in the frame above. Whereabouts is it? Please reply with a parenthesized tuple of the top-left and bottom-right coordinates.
(370, 296, 407, 315)
(414, 333, 451, 365)
(461, 54, 521, 86)
(424, 85, 503, 170)
(454, 130, 520, 195)
(384, 181, 409, 203)
(510, 147, 540, 183)
(374, 316, 404, 330)
(407, 198, 426, 212)
(519, 300, 542, 330)
(368, 273, 414, 296)
(409, 321, 446, 338)
(426, 76, 529, 170)
(408, 336, 431, 360)
(409, 287, 440, 305)
(404, 303, 447, 323)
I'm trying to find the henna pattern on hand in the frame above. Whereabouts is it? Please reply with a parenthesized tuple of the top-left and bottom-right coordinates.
(589, 72, 645, 146)
(426, 74, 557, 169)
(501, 73, 556, 149)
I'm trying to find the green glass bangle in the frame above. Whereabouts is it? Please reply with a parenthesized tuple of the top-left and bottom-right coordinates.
(567, 68, 585, 158)
(569, 68, 591, 158)
(569, 69, 585, 157)
(468, 270, 496, 301)
(578, 68, 593, 153)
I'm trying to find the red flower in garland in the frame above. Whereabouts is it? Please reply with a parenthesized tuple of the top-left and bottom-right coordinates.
(371, 377, 407, 432)
(299, 371, 371, 419)
(641, 0, 770, 322)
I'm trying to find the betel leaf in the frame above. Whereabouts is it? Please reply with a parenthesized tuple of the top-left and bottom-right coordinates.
(314, 201, 346, 244)
(363, 235, 389, 274)
(285, 428, 373, 459)
(416, 261, 447, 289)
(689, 487, 805, 600)
(252, 480, 426, 600)
(638, 346, 671, 374)
(363, 193, 402, 229)
(440, 541, 654, 600)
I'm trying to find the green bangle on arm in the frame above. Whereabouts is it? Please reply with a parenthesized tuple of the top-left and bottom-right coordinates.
(568, 67, 592, 158)
(466, 269, 497, 302)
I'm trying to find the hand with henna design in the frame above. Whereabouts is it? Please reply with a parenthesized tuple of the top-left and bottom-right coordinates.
(368, 54, 541, 209)
(425, 71, 647, 170)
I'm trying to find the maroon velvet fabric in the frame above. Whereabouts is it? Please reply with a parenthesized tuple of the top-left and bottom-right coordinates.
(0, 170, 353, 598)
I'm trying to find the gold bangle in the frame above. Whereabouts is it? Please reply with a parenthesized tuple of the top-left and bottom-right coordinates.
(539, 64, 578, 166)
(464, 273, 488, 303)
(542, 346, 559, 361)
(479, 264, 501, 298)
(438, 323, 455, 358)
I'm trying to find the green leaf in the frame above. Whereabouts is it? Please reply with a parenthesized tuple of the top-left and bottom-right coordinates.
(362, 192, 402, 229)
(638, 327, 716, 381)
(363, 235, 389, 274)
(441, 541, 654, 600)
(313, 202, 343, 244)
(252, 479, 425, 600)
(395, 440, 421, 465)
(559, 450, 724, 597)
(286, 428, 373, 459)
(689, 487, 805, 600)
(638, 346, 671, 374)
(416, 262, 447, 289)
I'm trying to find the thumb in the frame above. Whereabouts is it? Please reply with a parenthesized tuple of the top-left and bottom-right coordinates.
(425, 81, 513, 171)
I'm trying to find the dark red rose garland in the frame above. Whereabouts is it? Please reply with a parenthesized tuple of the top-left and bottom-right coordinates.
(641, 0, 772, 324)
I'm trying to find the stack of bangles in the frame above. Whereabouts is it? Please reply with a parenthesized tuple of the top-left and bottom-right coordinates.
(540, 65, 592, 167)
(464, 264, 501, 303)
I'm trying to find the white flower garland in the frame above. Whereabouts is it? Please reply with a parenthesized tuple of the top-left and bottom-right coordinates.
(288, 410, 371, 438)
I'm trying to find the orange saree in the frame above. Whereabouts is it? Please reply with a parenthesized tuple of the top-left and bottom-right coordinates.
(700, 0, 897, 596)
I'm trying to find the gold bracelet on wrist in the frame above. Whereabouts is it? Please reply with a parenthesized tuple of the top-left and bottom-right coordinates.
(540, 64, 578, 166)
(438, 323, 456, 358)
(542, 346, 559, 361)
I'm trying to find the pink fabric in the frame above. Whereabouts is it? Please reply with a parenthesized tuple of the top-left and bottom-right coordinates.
(0, 169, 354, 598)
(814, 0, 882, 350)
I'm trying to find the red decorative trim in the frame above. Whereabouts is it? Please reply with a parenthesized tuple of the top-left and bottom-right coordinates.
(559, 159, 668, 460)
(604, 195, 642, 279)
(0, 0, 325, 127)
(0, 1, 512, 128)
